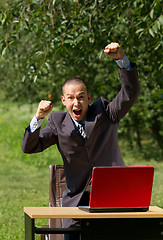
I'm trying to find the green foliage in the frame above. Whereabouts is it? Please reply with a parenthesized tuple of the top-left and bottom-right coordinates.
(0, 0, 162, 149)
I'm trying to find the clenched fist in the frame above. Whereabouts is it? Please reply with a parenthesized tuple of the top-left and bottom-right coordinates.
(35, 100, 53, 119)
(104, 42, 124, 60)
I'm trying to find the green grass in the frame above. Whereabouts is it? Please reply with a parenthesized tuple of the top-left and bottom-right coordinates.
(0, 101, 62, 239)
(0, 100, 163, 239)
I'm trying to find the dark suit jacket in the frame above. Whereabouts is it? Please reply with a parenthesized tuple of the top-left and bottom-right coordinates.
(21, 65, 140, 212)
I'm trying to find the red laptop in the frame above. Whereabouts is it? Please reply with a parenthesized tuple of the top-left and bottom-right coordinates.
(79, 166, 154, 212)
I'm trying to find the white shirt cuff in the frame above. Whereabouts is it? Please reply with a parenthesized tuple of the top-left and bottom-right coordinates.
(115, 54, 131, 70)
(30, 115, 44, 133)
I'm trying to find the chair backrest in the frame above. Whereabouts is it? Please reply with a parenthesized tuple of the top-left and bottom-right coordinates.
(49, 165, 67, 240)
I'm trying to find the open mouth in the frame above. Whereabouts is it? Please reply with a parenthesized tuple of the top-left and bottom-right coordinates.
(73, 109, 82, 116)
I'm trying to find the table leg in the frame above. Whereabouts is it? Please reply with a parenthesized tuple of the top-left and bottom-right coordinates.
(24, 213, 35, 240)
(80, 218, 163, 240)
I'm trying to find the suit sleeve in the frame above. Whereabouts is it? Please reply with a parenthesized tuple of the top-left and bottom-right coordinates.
(21, 114, 58, 153)
(102, 63, 140, 123)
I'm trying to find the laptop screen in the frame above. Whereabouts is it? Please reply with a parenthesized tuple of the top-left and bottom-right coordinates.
(89, 166, 154, 209)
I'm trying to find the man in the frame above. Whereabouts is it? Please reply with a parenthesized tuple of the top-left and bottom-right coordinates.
(21, 42, 140, 240)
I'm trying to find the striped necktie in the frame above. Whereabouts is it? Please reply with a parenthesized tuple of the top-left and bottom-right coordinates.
(78, 123, 86, 139)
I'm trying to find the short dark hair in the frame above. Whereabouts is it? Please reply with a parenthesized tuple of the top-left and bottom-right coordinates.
(62, 77, 88, 94)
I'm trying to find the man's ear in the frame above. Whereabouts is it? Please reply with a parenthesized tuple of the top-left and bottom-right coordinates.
(88, 92, 91, 104)
(61, 95, 66, 106)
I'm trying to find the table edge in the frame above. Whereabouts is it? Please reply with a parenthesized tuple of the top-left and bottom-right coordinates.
(24, 206, 163, 219)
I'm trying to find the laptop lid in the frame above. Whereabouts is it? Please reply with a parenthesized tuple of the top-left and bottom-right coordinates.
(89, 166, 154, 209)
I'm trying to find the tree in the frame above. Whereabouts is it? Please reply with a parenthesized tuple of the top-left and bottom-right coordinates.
(0, 0, 162, 154)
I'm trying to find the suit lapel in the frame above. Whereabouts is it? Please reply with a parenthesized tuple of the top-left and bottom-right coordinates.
(85, 105, 98, 139)
(62, 113, 75, 135)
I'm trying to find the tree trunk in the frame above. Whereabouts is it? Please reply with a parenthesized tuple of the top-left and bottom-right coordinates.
(151, 116, 163, 149)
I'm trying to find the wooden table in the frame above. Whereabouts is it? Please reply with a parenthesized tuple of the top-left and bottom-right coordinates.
(24, 206, 163, 240)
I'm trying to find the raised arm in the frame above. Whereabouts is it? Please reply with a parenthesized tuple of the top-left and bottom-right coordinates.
(103, 42, 140, 122)
(21, 100, 56, 153)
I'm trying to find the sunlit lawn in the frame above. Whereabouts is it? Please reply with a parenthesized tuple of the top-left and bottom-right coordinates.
(0, 100, 163, 239)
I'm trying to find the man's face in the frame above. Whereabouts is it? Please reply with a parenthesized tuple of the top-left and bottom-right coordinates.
(61, 83, 91, 122)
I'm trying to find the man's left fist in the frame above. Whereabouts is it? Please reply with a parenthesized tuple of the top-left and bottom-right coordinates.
(104, 42, 124, 60)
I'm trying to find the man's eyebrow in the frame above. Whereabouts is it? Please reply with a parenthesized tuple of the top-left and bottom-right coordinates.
(66, 91, 85, 96)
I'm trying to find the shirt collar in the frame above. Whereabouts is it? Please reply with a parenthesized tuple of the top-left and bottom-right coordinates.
(71, 117, 85, 129)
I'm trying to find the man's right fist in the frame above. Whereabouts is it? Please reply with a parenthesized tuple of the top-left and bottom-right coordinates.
(35, 100, 53, 119)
